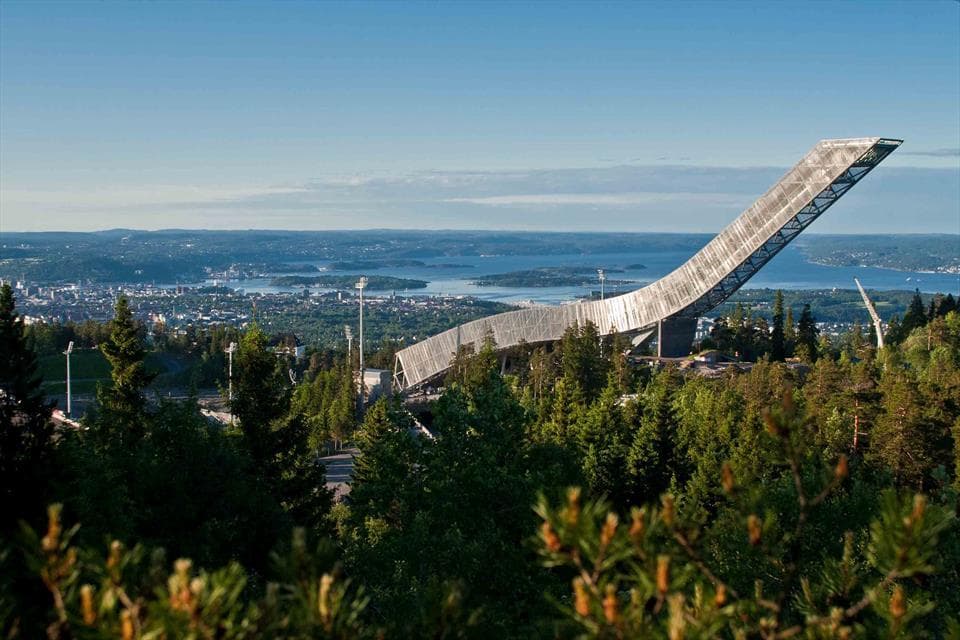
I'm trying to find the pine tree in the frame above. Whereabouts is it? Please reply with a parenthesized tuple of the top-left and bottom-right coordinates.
(869, 370, 932, 488)
(98, 295, 154, 432)
(0, 284, 53, 527)
(770, 289, 786, 361)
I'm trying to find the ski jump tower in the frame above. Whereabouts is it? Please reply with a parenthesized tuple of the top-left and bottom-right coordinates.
(394, 137, 902, 391)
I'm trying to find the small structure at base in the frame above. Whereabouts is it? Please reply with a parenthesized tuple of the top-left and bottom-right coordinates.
(361, 368, 393, 404)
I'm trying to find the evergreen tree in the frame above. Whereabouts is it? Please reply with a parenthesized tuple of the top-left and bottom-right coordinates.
(940, 293, 957, 317)
(233, 324, 289, 464)
(0, 284, 54, 527)
(784, 305, 796, 356)
(559, 321, 607, 402)
(349, 398, 419, 528)
(770, 289, 786, 361)
(270, 410, 333, 530)
(608, 330, 633, 392)
(232, 324, 331, 529)
(902, 289, 927, 335)
(869, 370, 934, 488)
(626, 367, 680, 503)
(347, 338, 561, 636)
(98, 295, 154, 432)
(796, 303, 819, 362)
(885, 315, 904, 345)
(587, 376, 634, 503)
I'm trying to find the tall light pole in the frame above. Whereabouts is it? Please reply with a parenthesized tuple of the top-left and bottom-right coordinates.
(355, 277, 368, 406)
(63, 341, 74, 418)
(597, 269, 606, 301)
(344, 324, 353, 364)
(225, 341, 237, 424)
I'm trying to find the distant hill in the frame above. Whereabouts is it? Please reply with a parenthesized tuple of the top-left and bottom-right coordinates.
(2, 230, 956, 284)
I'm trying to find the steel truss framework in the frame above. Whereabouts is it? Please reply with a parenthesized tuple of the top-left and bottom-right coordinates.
(678, 143, 900, 318)
(393, 137, 902, 391)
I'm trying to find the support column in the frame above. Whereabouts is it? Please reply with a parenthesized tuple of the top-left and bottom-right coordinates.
(657, 316, 697, 358)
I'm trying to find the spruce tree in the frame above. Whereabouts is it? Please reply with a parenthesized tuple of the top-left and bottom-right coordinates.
(232, 323, 289, 464)
(770, 289, 786, 361)
(559, 321, 606, 402)
(626, 367, 679, 503)
(940, 293, 957, 317)
(98, 295, 154, 432)
(0, 284, 53, 526)
(784, 305, 796, 356)
(232, 324, 330, 528)
(901, 289, 927, 335)
(796, 304, 820, 362)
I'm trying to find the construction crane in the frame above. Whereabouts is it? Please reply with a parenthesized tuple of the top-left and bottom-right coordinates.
(854, 278, 884, 349)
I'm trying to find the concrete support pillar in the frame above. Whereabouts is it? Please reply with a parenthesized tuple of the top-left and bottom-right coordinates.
(657, 316, 697, 358)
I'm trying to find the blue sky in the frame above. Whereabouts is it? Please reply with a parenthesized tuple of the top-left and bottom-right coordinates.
(1, 1, 958, 232)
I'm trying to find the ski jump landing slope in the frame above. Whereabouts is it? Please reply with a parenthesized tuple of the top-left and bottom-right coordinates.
(393, 137, 901, 391)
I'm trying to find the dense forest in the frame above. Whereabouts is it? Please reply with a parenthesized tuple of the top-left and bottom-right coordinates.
(2, 282, 959, 638)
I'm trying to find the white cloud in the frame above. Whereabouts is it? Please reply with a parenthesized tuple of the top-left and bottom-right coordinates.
(445, 192, 748, 207)
(1, 184, 308, 209)
(1, 164, 956, 233)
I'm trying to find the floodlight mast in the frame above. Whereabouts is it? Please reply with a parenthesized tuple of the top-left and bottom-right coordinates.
(344, 325, 353, 364)
(355, 277, 368, 406)
(64, 341, 74, 418)
(598, 269, 606, 301)
(225, 341, 237, 424)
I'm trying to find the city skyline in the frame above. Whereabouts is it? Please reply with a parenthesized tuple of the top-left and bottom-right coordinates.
(1, 1, 958, 233)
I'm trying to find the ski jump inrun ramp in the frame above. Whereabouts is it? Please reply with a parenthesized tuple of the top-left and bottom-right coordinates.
(393, 137, 902, 391)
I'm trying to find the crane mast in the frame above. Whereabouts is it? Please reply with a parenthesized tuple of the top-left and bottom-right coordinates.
(854, 278, 884, 349)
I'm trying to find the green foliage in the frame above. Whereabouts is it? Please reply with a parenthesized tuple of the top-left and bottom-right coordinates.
(291, 360, 355, 450)
(0, 284, 54, 530)
(708, 302, 774, 361)
(625, 368, 681, 507)
(344, 341, 577, 636)
(560, 322, 608, 402)
(232, 324, 332, 531)
(233, 324, 289, 459)
(533, 411, 955, 638)
(6, 288, 960, 638)
(11, 506, 370, 639)
(797, 303, 820, 363)
(771, 289, 786, 361)
(54, 400, 286, 571)
(97, 296, 155, 434)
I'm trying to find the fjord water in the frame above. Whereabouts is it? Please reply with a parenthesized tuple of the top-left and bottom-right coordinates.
(227, 244, 959, 305)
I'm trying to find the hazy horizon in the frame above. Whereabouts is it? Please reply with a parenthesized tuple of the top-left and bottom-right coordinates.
(3, 228, 959, 238)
